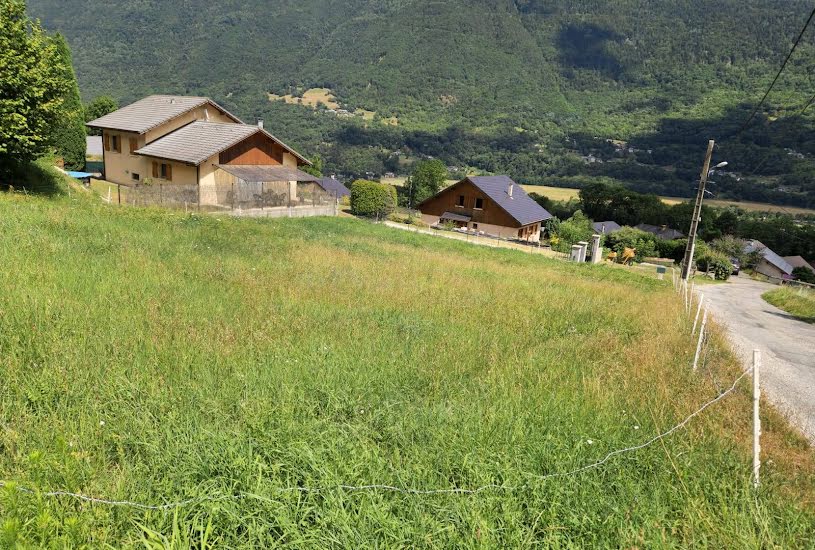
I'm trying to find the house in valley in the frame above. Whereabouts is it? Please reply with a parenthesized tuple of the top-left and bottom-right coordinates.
(782, 255, 815, 276)
(744, 240, 794, 279)
(417, 175, 552, 242)
(635, 223, 685, 240)
(592, 220, 621, 235)
(86, 95, 321, 210)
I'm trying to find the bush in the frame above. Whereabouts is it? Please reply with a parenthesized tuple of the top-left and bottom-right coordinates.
(793, 266, 815, 284)
(605, 227, 657, 262)
(350, 180, 397, 217)
(550, 211, 594, 252)
(654, 239, 685, 261)
(697, 251, 732, 280)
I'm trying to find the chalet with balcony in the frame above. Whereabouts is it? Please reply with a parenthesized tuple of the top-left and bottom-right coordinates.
(418, 176, 552, 242)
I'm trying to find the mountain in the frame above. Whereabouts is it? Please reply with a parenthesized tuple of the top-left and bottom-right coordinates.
(27, 0, 815, 207)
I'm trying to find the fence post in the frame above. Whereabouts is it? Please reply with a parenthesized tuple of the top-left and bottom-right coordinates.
(261, 181, 265, 211)
(692, 293, 704, 335)
(117, 184, 121, 204)
(692, 307, 707, 371)
(231, 181, 235, 210)
(753, 349, 761, 489)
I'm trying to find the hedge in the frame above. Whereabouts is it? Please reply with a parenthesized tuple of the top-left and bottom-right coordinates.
(350, 179, 397, 217)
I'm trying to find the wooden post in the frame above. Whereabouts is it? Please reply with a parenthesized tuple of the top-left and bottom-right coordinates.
(692, 293, 704, 335)
(753, 349, 761, 489)
(117, 184, 121, 204)
(692, 308, 708, 371)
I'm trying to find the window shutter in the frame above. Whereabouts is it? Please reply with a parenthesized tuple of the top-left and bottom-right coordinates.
(152, 161, 158, 178)
(104, 134, 110, 151)
(129, 138, 137, 154)
(166, 164, 172, 181)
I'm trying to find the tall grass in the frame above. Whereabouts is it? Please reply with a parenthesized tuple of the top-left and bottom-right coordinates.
(0, 193, 813, 547)
(763, 286, 815, 324)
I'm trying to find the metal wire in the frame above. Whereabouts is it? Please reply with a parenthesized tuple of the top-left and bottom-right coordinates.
(0, 366, 753, 511)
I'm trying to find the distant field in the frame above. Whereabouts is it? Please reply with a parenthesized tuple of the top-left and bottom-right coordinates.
(268, 87, 340, 110)
(1, 191, 814, 546)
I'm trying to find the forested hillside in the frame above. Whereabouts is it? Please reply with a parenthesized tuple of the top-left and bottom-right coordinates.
(27, 0, 815, 206)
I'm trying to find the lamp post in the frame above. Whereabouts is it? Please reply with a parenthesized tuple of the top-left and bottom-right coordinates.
(681, 139, 727, 281)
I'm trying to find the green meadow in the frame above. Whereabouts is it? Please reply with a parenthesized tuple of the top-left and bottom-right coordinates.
(763, 286, 815, 324)
(0, 189, 813, 547)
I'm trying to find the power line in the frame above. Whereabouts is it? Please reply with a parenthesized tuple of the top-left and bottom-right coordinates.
(733, 6, 815, 138)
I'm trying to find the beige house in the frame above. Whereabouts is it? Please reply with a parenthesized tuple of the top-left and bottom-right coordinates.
(87, 95, 316, 207)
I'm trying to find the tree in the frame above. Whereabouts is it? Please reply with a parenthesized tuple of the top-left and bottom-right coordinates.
(792, 266, 815, 284)
(83, 95, 118, 136)
(0, 0, 69, 176)
(50, 33, 86, 170)
(301, 153, 323, 177)
(405, 159, 446, 207)
(550, 210, 595, 253)
(350, 179, 396, 218)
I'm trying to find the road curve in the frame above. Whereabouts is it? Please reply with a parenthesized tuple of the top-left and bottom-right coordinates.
(702, 276, 815, 444)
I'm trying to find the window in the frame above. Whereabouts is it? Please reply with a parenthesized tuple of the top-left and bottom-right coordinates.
(152, 161, 173, 181)
(472, 223, 478, 229)
(110, 135, 121, 153)
(129, 137, 138, 154)
(131, 173, 140, 181)
(474, 197, 484, 209)
(456, 194, 465, 207)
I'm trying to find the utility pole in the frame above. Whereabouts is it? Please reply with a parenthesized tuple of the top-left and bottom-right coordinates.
(681, 139, 715, 281)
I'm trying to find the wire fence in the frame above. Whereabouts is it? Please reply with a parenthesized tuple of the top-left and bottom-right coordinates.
(92, 179, 338, 218)
(0, 336, 750, 511)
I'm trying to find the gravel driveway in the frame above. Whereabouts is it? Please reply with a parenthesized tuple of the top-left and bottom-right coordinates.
(703, 276, 815, 443)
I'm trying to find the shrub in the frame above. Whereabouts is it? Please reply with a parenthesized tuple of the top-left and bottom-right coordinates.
(605, 227, 657, 262)
(793, 266, 815, 284)
(350, 180, 397, 217)
(551, 211, 594, 252)
(655, 239, 685, 261)
(697, 251, 732, 280)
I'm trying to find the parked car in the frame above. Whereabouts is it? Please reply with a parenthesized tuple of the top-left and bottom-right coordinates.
(730, 257, 741, 276)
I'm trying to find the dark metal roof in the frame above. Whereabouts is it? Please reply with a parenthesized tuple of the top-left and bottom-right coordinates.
(635, 223, 685, 240)
(744, 240, 794, 275)
(317, 177, 350, 197)
(440, 211, 472, 222)
(592, 221, 621, 234)
(465, 176, 552, 226)
(216, 164, 318, 182)
(85, 95, 242, 134)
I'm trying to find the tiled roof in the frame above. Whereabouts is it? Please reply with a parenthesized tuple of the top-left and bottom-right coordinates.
(465, 176, 552, 226)
(782, 256, 815, 273)
(317, 177, 350, 197)
(135, 122, 259, 165)
(86, 95, 241, 134)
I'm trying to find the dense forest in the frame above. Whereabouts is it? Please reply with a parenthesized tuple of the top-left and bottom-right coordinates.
(26, 0, 815, 206)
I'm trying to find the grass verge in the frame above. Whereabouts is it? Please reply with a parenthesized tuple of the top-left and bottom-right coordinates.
(0, 193, 813, 547)
(763, 286, 815, 324)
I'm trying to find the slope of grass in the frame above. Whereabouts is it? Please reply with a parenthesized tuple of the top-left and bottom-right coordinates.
(763, 287, 815, 324)
(0, 193, 814, 547)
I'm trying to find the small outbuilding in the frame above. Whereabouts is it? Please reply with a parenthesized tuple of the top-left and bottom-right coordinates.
(592, 220, 621, 235)
(744, 240, 794, 279)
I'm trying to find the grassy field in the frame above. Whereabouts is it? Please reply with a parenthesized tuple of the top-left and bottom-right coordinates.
(763, 286, 815, 324)
(1, 191, 814, 547)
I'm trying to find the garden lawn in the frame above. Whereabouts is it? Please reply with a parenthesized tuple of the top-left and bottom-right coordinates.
(1, 191, 814, 547)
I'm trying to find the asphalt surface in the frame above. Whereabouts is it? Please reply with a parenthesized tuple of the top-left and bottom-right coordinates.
(703, 276, 815, 443)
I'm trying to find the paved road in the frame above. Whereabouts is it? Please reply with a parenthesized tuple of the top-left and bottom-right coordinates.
(703, 276, 815, 443)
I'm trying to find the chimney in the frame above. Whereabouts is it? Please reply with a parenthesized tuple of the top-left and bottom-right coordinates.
(257, 119, 264, 130)
(507, 182, 514, 198)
